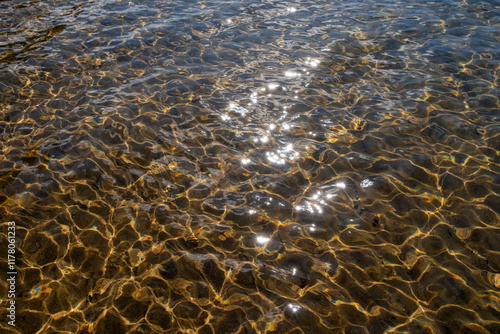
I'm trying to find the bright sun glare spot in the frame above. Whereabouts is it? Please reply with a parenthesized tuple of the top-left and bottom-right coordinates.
(266, 152, 285, 164)
(296, 190, 332, 215)
(361, 179, 374, 188)
(285, 71, 300, 77)
(335, 181, 347, 189)
(264, 142, 298, 165)
(256, 236, 270, 245)
(305, 57, 320, 67)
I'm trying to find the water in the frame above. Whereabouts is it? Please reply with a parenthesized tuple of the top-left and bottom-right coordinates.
(1, 0, 500, 333)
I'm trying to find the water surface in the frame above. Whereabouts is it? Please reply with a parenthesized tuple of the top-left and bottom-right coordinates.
(1, 0, 500, 333)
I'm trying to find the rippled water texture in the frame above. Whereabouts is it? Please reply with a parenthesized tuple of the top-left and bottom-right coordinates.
(1, 0, 500, 333)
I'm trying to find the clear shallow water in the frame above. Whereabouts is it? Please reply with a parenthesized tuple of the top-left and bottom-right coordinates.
(1, 0, 500, 333)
